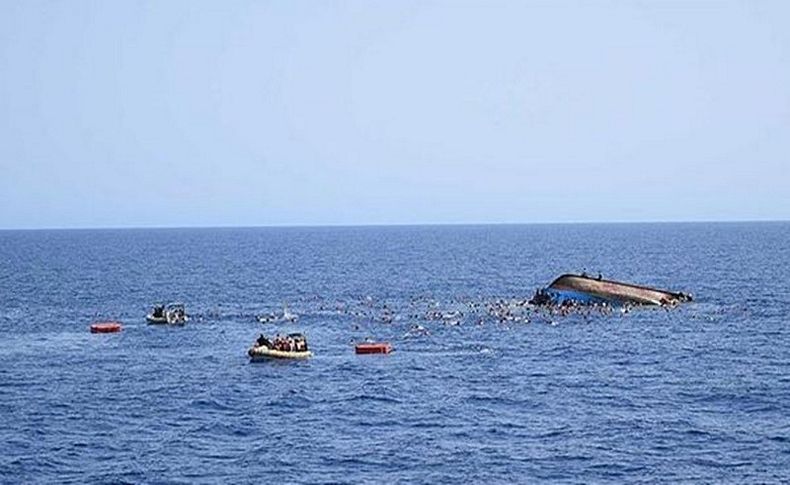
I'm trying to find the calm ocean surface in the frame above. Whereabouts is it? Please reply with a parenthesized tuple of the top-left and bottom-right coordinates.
(0, 223, 788, 484)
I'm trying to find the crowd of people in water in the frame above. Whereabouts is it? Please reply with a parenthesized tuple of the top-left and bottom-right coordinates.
(245, 296, 654, 357)
(184, 273, 693, 343)
(247, 293, 648, 335)
(191, 297, 684, 339)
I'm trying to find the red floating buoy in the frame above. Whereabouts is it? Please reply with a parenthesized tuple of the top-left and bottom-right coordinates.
(355, 342, 393, 355)
(90, 322, 123, 334)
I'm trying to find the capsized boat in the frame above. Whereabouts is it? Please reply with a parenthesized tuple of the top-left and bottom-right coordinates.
(146, 303, 189, 325)
(531, 273, 692, 307)
(248, 332, 312, 361)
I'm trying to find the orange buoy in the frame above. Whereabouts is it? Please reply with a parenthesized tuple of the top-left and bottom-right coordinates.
(90, 322, 123, 334)
(355, 342, 392, 355)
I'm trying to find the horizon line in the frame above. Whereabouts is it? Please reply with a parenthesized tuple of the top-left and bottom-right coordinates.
(1, 218, 787, 232)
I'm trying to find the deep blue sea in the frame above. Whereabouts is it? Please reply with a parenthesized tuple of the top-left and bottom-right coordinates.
(1, 223, 789, 484)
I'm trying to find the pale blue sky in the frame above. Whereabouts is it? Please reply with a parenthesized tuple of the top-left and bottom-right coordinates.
(1, 1, 788, 229)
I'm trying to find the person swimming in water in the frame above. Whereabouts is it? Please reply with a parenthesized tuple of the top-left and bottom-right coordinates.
(404, 324, 430, 337)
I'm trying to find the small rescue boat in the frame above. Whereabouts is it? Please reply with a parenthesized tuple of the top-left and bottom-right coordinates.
(355, 342, 393, 354)
(146, 303, 189, 325)
(90, 322, 123, 334)
(248, 347, 313, 360)
(248, 332, 312, 361)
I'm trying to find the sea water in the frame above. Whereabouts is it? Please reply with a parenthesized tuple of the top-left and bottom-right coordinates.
(0, 223, 788, 483)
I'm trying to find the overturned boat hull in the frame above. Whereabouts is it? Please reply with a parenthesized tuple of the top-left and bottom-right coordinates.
(534, 274, 691, 306)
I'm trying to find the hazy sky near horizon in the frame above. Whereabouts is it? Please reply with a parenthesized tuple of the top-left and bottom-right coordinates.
(1, 1, 789, 229)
